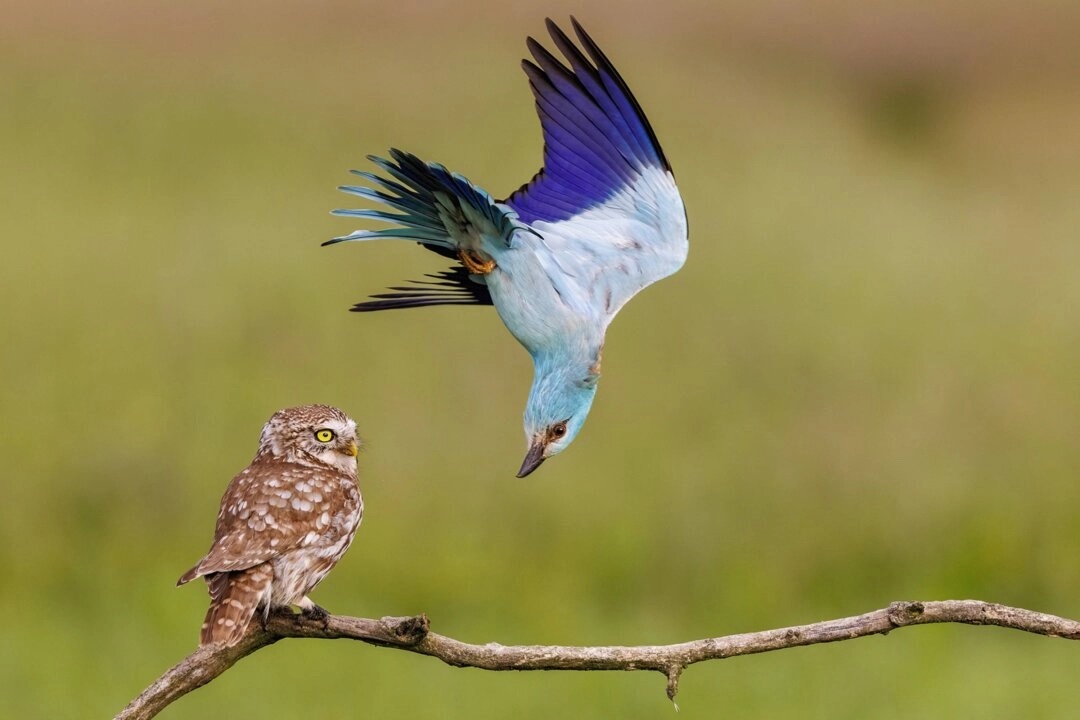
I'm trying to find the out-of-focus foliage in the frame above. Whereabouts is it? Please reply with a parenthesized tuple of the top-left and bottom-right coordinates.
(2, 1, 1078, 717)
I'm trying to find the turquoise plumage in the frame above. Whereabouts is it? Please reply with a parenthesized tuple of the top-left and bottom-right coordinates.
(326, 18, 688, 476)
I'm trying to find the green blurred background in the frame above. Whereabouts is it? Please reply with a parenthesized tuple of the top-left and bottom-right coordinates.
(3, 0, 1079, 717)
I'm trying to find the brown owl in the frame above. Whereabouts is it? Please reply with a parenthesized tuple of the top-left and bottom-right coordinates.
(177, 404, 363, 646)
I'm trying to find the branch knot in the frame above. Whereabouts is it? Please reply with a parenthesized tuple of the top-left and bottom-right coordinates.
(382, 614, 430, 645)
(886, 601, 925, 628)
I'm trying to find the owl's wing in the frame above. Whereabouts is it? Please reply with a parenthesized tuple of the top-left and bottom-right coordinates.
(178, 462, 358, 583)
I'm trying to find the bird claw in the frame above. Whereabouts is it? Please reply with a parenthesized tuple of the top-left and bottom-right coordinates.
(460, 249, 496, 275)
(254, 604, 273, 634)
(302, 603, 330, 622)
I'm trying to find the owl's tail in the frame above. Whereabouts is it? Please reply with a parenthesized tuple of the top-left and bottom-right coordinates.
(200, 564, 273, 647)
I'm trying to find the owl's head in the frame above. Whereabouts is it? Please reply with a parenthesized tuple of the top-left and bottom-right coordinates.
(256, 404, 360, 475)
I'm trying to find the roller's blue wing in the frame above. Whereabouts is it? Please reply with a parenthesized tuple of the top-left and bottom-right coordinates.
(503, 18, 688, 322)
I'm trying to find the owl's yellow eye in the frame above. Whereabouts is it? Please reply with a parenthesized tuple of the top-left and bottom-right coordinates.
(314, 429, 335, 443)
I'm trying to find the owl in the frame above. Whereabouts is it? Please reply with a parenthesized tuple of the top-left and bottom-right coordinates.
(177, 404, 363, 647)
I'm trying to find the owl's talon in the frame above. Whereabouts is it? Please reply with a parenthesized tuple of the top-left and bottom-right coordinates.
(303, 603, 330, 622)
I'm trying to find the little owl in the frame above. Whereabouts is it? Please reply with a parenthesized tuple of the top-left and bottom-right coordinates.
(178, 404, 363, 646)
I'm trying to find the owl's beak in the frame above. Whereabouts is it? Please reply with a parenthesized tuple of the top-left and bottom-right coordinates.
(516, 439, 546, 478)
(343, 441, 358, 457)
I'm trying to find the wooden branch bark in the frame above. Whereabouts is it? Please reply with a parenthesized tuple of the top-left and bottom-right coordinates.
(116, 600, 1080, 720)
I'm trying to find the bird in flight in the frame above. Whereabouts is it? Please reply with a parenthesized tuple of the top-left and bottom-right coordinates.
(326, 18, 688, 477)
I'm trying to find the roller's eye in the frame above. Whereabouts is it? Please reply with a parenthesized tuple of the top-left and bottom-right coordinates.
(549, 421, 568, 440)
(315, 429, 335, 443)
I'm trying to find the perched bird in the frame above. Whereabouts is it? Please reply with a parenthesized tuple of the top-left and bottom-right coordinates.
(326, 18, 687, 477)
(177, 405, 363, 646)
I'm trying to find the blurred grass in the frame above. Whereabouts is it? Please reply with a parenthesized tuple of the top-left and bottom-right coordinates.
(2, 0, 1078, 717)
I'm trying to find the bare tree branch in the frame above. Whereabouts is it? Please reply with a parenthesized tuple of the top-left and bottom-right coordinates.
(115, 600, 1080, 719)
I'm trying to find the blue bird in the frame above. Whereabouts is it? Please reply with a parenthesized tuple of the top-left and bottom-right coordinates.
(325, 18, 688, 477)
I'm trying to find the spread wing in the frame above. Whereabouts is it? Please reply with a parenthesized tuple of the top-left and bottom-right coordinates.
(349, 266, 493, 312)
(326, 18, 686, 318)
(328, 150, 522, 311)
(503, 18, 688, 320)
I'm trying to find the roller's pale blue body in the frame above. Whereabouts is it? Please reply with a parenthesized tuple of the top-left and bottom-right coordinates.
(326, 18, 688, 476)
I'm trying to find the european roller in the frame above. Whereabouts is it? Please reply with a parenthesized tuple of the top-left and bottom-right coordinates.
(326, 18, 688, 477)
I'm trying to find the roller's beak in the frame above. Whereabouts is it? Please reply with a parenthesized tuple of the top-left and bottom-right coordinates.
(516, 440, 547, 478)
(343, 441, 358, 457)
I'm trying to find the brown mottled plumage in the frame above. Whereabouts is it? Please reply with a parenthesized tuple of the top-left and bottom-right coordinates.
(177, 405, 363, 646)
